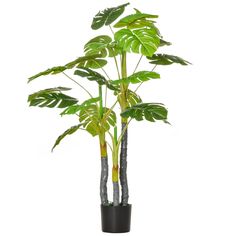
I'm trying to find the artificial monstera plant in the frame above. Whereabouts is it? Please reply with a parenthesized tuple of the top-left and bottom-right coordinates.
(27, 2, 190, 233)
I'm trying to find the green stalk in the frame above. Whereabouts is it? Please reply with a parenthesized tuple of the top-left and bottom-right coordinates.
(99, 85, 103, 118)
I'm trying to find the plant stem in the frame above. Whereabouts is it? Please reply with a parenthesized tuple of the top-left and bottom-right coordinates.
(99, 85, 103, 118)
(99, 132, 109, 205)
(134, 64, 158, 93)
(62, 72, 93, 98)
(119, 51, 129, 205)
(112, 144, 120, 206)
(92, 60, 111, 81)
(101, 100, 118, 126)
(104, 86, 107, 108)
(113, 54, 121, 79)
(117, 119, 132, 147)
(109, 25, 115, 36)
(133, 55, 143, 74)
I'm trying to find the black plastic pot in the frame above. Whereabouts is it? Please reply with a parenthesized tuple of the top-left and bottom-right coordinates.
(101, 204, 132, 233)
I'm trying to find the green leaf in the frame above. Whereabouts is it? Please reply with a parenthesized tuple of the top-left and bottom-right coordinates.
(60, 104, 81, 116)
(160, 39, 171, 47)
(66, 55, 107, 69)
(127, 90, 142, 107)
(60, 97, 100, 116)
(102, 108, 117, 127)
(52, 124, 84, 151)
(114, 12, 158, 29)
(84, 35, 120, 58)
(78, 103, 117, 136)
(28, 55, 107, 82)
(81, 97, 100, 106)
(121, 103, 168, 122)
(74, 67, 118, 91)
(112, 71, 160, 84)
(91, 3, 130, 30)
(28, 66, 67, 82)
(79, 104, 100, 136)
(147, 54, 191, 65)
(28, 87, 78, 108)
(114, 28, 160, 56)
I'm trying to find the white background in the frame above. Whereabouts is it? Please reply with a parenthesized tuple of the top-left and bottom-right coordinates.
(0, 0, 236, 235)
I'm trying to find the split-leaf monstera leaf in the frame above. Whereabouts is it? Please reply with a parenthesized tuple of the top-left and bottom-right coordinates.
(91, 3, 130, 30)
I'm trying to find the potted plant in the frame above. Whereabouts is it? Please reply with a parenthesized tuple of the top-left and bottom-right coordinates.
(27, 2, 190, 233)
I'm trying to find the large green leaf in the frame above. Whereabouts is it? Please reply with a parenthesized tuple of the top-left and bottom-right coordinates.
(114, 12, 158, 29)
(147, 54, 191, 65)
(52, 124, 84, 151)
(74, 67, 118, 91)
(121, 103, 168, 122)
(91, 3, 130, 30)
(114, 28, 159, 56)
(28, 87, 78, 108)
(28, 55, 107, 82)
(84, 35, 120, 58)
(112, 71, 160, 84)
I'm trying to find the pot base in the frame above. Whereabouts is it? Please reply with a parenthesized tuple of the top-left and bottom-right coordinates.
(101, 204, 132, 233)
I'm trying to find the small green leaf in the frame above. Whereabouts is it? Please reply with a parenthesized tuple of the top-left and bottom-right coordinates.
(91, 3, 130, 30)
(112, 71, 160, 84)
(52, 124, 84, 151)
(147, 54, 191, 65)
(160, 39, 171, 47)
(28, 87, 78, 108)
(121, 103, 168, 122)
(114, 28, 160, 56)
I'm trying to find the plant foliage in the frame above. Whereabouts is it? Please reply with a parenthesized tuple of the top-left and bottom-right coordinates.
(112, 71, 160, 84)
(114, 11, 158, 29)
(91, 3, 130, 30)
(74, 67, 118, 91)
(114, 28, 159, 56)
(79, 104, 116, 136)
(147, 54, 191, 65)
(28, 87, 78, 108)
(28, 55, 107, 82)
(52, 124, 84, 151)
(121, 103, 168, 122)
(84, 35, 120, 58)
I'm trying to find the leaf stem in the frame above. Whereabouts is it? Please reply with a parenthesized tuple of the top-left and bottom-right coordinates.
(62, 72, 93, 98)
(104, 86, 108, 108)
(92, 60, 112, 81)
(134, 64, 158, 93)
(117, 119, 132, 147)
(133, 55, 143, 74)
(99, 85, 103, 118)
(109, 25, 115, 36)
